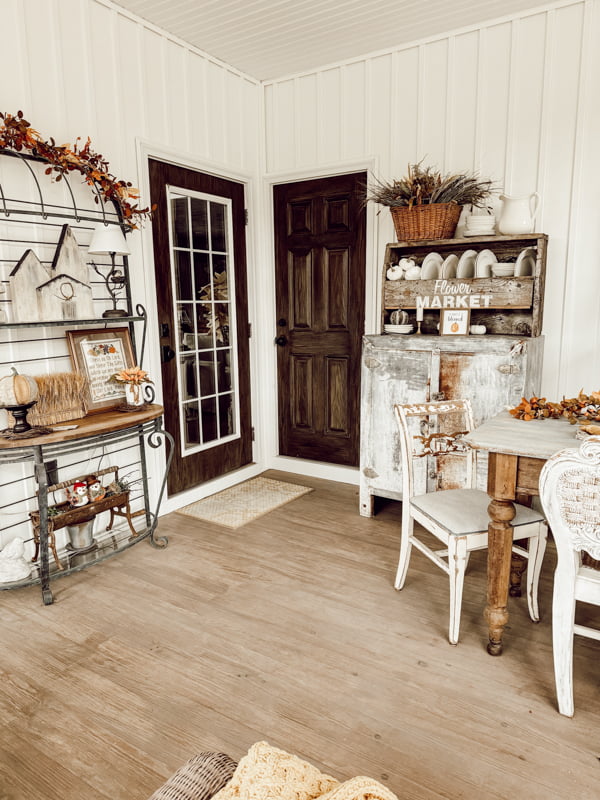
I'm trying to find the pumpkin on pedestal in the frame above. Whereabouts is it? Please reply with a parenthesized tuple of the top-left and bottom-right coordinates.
(0, 367, 39, 433)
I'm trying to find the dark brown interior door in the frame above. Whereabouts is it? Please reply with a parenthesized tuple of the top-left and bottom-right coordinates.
(274, 172, 367, 466)
(149, 159, 252, 495)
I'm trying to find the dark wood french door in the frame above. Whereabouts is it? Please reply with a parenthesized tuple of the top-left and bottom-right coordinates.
(273, 172, 367, 466)
(149, 159, 252, 495)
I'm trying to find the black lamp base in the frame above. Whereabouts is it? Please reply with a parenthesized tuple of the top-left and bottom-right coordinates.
(102, 309, 128, 318)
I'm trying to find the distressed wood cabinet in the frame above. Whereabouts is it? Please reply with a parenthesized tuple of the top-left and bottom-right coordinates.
(359, 334, 544, 516)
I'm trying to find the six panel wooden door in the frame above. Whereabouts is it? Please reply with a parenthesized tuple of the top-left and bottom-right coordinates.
(273, 173, 367, 466)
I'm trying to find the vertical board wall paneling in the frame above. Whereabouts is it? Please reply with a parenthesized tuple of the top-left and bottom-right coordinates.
(390, 48, 420, 175)
(539, 3, 585, 395)
(419, 39, 449, 166)
(165, 41, 191, 155)
(187, 55, 210, 158)
(117, 14, 149, 164)
(505, 14, 547, 197)
(263, 0, 595, 396)
(206, 61, 227, 164)
(447, 31, 479, 170)
(318, 69, 342, 166)
(56, 0, 96, 135)
(88, 1, 126, 170)
(558, 0, 600, 393)
(478, 23, 512, 189)
(366, 55, 392, 176)
(142, 27, 170, 144)
(22, 0, 63, 137)
(341, 61, 366, 161)
(295, 74, 319, 168)
(3, 0, 30, 111)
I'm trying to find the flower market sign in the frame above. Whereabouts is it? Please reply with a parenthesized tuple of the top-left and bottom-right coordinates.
(384, 276, 534, 311)
(416, 279, 492, 310)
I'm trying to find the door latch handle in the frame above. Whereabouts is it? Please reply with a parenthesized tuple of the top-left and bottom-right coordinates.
(274, 335, 287, 347)
(497, 364, 520, 374)
(161, 345, 175, 362)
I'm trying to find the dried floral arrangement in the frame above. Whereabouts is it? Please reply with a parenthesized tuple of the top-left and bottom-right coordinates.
(109, 366, 153, 386)
(367, 161, 493, 209)
(0, 111, 153, 228)
(509, 391, 600, 423)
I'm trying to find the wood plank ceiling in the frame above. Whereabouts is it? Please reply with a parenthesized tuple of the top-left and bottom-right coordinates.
(112, 0, 551, 80)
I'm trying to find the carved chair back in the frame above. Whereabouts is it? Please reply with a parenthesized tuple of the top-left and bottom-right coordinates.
(394, 398, 476, 500)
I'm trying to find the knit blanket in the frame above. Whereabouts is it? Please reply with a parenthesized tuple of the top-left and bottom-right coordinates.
(211, 742, 398, 800)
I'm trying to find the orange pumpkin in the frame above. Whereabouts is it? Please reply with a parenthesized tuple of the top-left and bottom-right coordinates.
(0, 367, 39, 407)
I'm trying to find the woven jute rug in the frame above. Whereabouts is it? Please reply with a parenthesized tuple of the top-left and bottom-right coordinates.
(176, 476, 313, 529)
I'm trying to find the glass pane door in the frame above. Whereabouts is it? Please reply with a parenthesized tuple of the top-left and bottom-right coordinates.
(167, 187, 240, 455)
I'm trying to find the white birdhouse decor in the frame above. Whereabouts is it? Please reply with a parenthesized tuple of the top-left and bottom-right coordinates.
(8, 224, 94, 322)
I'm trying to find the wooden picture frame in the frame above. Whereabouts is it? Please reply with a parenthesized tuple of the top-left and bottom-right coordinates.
(440, 309, 471, 336)
(66, 327, 135, 413)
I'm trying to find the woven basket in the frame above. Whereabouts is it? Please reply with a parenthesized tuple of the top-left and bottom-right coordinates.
(390, 202, 462, 242)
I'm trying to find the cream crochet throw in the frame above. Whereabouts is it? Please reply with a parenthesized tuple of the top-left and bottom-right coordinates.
(211, 742, 398, 800)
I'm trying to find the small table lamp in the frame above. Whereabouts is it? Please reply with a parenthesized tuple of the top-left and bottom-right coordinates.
(88, 223, 131, 318)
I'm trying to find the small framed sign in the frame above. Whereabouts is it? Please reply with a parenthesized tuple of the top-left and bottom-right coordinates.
(440, 309, 471, 336)
(66, 327, 135, 412)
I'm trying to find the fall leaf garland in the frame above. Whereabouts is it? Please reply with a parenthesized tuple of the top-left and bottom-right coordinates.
(0, 110, 154, 228)
(509, 391, 600, 423)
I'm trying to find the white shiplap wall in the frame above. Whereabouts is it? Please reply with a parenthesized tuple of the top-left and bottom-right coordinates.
(263, 0, 600, 398)
(0, 0, 262, 548)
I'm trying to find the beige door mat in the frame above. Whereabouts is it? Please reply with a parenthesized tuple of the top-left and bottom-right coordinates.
(176, 476, 313, 529)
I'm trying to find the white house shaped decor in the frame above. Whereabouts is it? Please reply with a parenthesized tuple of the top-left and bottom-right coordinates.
(9, 225, 94, 322)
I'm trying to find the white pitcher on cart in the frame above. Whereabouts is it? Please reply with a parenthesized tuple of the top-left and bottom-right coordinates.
(498, 192, 539, 234)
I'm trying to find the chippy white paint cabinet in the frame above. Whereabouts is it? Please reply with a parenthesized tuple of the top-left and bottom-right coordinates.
(359, 334, 544, 516)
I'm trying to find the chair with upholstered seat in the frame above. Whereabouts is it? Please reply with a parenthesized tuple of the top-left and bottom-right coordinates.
(394, 399, 548, 645)
(539, 436, 600, 716)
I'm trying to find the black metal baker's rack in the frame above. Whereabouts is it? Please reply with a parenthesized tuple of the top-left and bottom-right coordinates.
(0, 149, 172, 604)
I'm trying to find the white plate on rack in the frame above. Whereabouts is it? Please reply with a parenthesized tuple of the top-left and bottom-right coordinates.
(440, 254, 458, 279)
(421, 252, 443, 279)
(515, 247, 536, 276)
(475, 248, 497, 278)
(456, 249, 477, 278)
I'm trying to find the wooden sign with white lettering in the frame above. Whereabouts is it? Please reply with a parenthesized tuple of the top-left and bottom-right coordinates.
(384, 277, 534, 310)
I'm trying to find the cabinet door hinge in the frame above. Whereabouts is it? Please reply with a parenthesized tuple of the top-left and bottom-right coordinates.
(248, 322, 252, 338)
(251, 426, 255, 441)
(244, 208, 248, 225)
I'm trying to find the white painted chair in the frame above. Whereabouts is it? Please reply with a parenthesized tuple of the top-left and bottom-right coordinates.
(539, 436, 600, 716)
(394, 399, 548, 645)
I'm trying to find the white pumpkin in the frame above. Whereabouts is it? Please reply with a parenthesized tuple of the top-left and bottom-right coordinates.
(0, 367, 39, 407)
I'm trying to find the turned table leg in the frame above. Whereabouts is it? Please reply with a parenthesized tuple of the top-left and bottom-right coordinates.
(485, 452, 518, 655)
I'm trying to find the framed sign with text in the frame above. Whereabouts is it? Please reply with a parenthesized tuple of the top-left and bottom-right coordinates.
(440, 309, 471, 336)
(66, 327, 135, 412)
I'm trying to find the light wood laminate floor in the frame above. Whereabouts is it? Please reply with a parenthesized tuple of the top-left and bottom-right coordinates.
(1, 471, 598, 799)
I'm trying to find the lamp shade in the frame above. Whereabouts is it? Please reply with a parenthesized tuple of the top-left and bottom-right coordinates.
(88, 223, 130, 256)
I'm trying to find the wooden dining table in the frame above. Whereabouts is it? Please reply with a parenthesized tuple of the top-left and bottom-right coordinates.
(464, 411, 580, 655)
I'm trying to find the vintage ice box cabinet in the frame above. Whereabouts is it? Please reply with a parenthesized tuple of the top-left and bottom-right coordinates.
(359, 232, 548, 517)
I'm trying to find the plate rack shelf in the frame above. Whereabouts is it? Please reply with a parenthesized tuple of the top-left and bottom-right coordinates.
(382, 233, 547, 336)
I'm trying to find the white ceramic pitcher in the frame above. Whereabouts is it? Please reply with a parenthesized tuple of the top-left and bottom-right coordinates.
(498, 192, 539, 234)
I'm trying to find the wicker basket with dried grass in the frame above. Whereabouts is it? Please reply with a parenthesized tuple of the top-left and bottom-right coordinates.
(368, 162, 493, 241)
